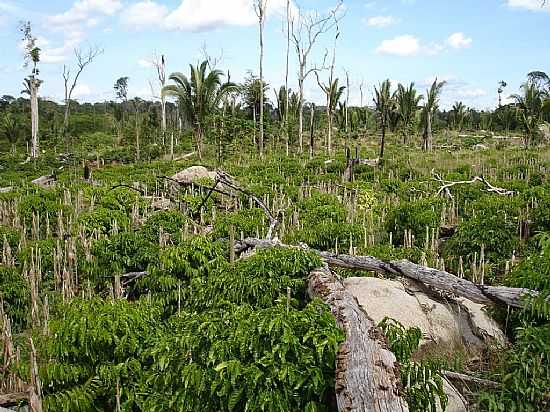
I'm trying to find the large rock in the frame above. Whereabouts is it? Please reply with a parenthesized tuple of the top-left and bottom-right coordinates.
(344, 276, 505, 356)
(171, 166, 217, 184)
(438, 378, 468, 412)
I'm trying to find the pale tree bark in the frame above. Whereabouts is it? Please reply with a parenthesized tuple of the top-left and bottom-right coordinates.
(291, 0, 343, 153)
(62, 47, 103, 144)
(255, 0, 268, 158)
(29, 78, 39, 158)
(284, 0, 291, 156)
(151, 54, 167, 138)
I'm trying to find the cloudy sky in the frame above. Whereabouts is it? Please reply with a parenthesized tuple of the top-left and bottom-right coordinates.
(0, 0, 549, 109)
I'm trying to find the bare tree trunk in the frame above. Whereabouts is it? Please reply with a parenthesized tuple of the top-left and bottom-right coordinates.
(308, 266, 409, 412)
(284, 0, 290, 156)
(309, 104, 315, 158)
(423, 111, 432, 151)
(298, 74, 305, 153)
(30, 79, 39, 158)
(379, 123, 386, 159)
(256, 0, 266, 158)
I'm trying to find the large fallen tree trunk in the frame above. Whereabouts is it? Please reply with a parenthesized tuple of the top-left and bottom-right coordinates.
(236, 238, 537, 308)
(308, 266, 409, 412)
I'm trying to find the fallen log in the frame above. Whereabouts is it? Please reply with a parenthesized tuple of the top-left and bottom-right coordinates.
(235, 238, 537, 308)
(308, 266, 409, 412)
(31, 175, 56, 188)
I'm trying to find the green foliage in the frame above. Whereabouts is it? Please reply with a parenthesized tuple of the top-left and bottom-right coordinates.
(0, 266, 29, 330)
(213, 208, 266, 239)
(444, 196, 521, 267)
(18, 189, 68, 233)
(478, 324, 550, 412)
(140, 300, 344, 412)
(92, 231, 158, 277)
(76, 207, 130, 236)
(139, 210, 189, 243)
(41, 298, 162, 411)
(385, 198, 443, 246)
(190, 247, 321, 310)
(379, 318, 447, 412)
(0, 224, 20, 248)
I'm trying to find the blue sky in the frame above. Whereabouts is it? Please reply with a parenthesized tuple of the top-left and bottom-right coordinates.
(0, 0, 549, 109)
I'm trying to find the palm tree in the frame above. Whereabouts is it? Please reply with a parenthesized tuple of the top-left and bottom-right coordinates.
(394, 83, 422, 144)
(451, 101, 467, 131)
(0, 112, 21, 153)
(421, 79, 446, 151)
(511, 80, 545, 147)
(317, 76, 345, 154)
(163, 61, 237, 159)
(373, 79, 393, 160)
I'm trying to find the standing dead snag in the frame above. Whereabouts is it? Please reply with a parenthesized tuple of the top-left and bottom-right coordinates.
(308, 266, 409, 412)
(290, 0, 343, 153)
(62, 47, 104, 142)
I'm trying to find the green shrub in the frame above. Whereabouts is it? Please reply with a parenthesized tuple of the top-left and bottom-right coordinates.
(0, 266, 29, 331)
(76, 207, 130, 236)
(385, 198, 443, 246)
(140, 210, 189, 243)
(140, 300, 344, 412)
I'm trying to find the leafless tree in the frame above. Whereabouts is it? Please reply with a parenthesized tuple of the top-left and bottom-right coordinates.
(254, 0, 268, 158)
(62, 47, 103, 139)
(284, 0, 291, 155)
(291, 0, 343, 152)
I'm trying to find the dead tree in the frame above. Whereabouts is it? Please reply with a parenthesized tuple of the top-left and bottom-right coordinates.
(290, 0, 343, 153)
(151, 53, 167, 139)
(432, 170, 516, 199)
(21, 22, 41, 158)
(254, 0, 268, 158)
(284, 0, 291, 155)
(62, 47, 103, 141)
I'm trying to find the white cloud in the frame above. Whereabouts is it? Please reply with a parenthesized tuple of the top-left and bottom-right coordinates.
(47, 0, 122, 30)
(376, 35, 420, 56)
(41, 32, 84, 64)
(447, 32, 472, 49)
(366, 15, 399, 28)
(121, 1, 169, 29)
(164, 0, 292, 32)
(506, 0, 550, 11)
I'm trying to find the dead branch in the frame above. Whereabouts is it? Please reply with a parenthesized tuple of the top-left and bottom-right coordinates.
(308, 266, 409, 411)
(215, 171, 279, 240)
(442, 370, 500, 389)
(432, 170, 515, 199)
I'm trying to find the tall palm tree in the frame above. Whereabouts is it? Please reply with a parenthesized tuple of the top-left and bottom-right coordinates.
(0, 112, 21, 153)
(373, 79, 393, 160)
(511, 80, 545, 147)
(421, 79, 446, 151)
(394, 82, 422, 144)
(162, 61, 237, 159)
(451, 101, 467, 131)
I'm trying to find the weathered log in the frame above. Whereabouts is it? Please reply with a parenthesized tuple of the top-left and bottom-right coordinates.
(308, 266, 409, 412)
(235, 238, 537, 308)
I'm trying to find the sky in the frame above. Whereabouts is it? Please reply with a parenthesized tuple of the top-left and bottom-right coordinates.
(0, 0, 549, 110)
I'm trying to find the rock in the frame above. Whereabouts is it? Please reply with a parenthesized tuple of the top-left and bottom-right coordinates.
(344, 276, 505, 357)
(437, 378, 468, 412)
(171, 166, 217, 184)
(457, 298, 506, 346)
(473, 143, 489, 150)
